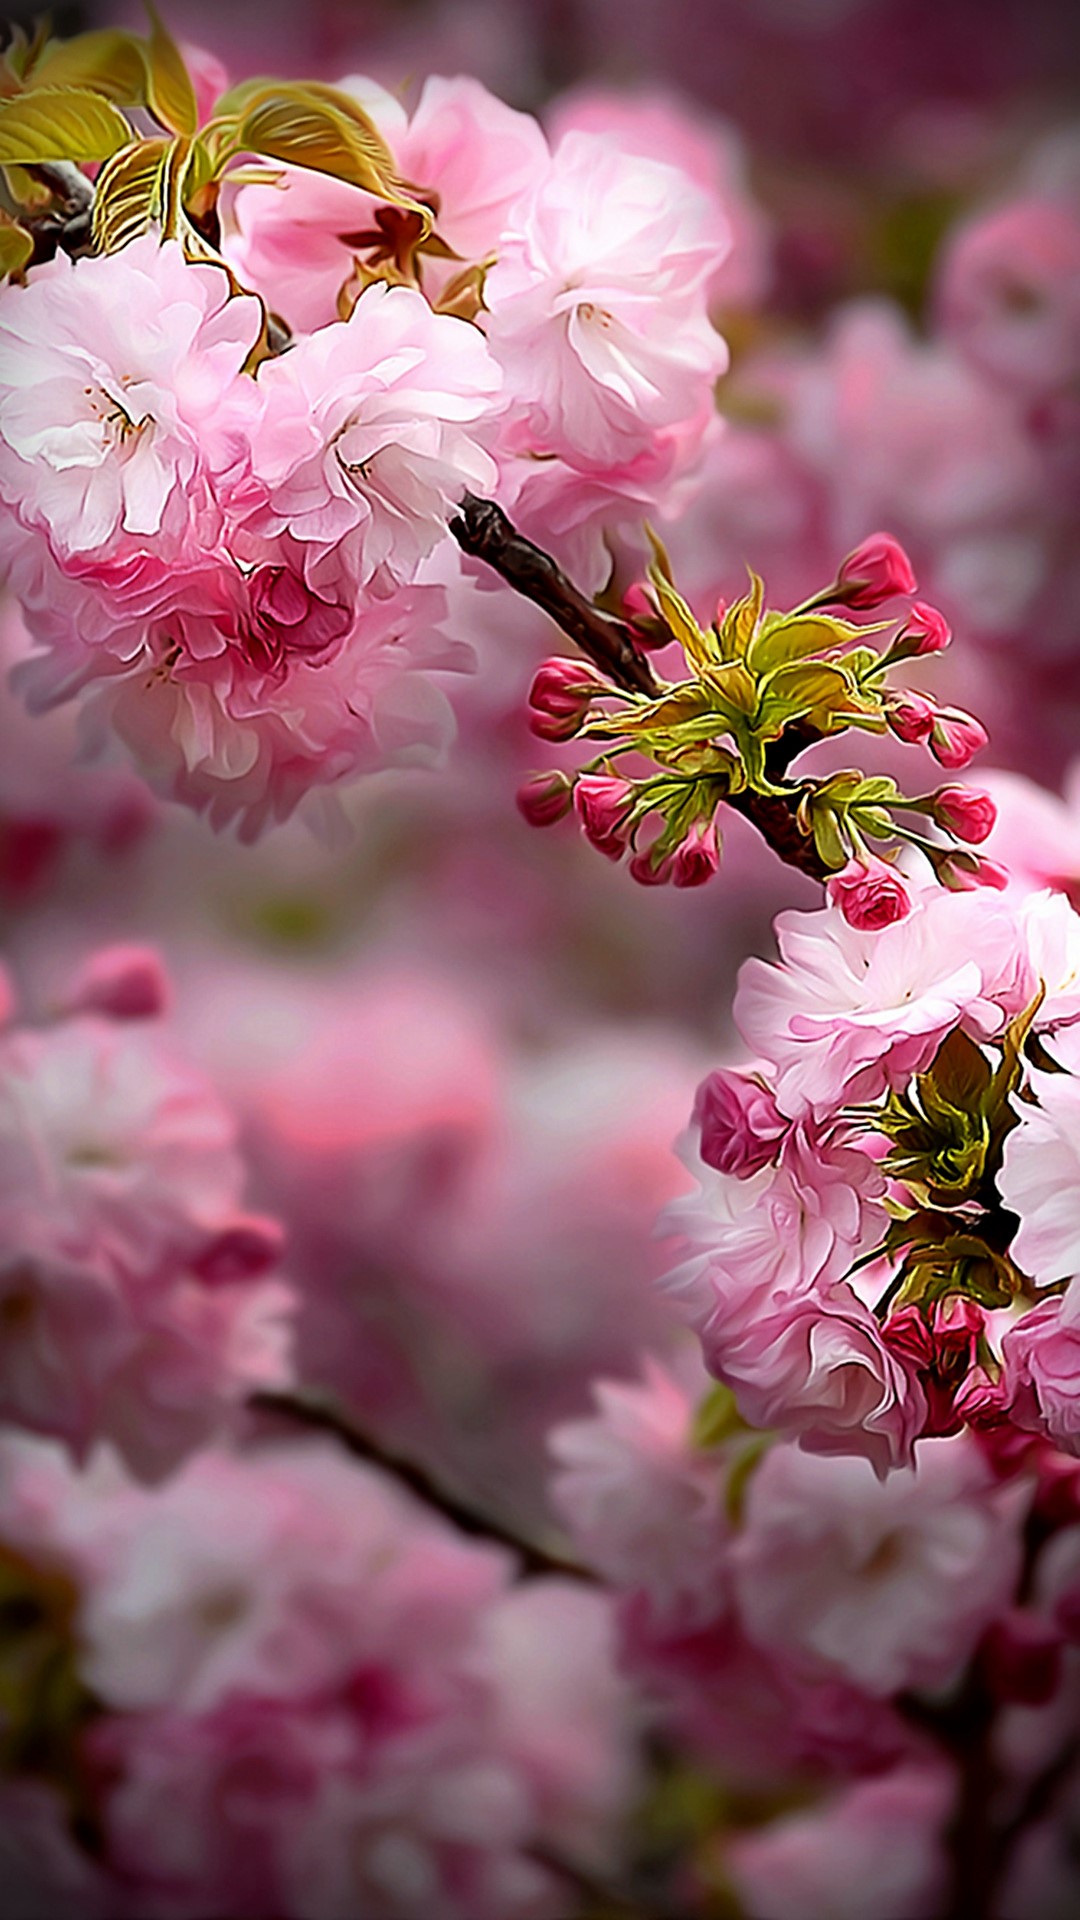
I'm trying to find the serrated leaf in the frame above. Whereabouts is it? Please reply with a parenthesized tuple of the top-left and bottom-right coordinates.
(236, 89, 416, 212)
(758, 660, 857, 735)
(0, 210, 33, 277)
(0, 88, 131, 165)
(925, 1029, 993, 1113)
(29, 31, 149, 106)
(144, 4, 197, 136)
(92, 136, 170, 251)
(649, 569, 718, 674)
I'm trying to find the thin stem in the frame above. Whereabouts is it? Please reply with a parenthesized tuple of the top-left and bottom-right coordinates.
(249, 1389, 597, 1584)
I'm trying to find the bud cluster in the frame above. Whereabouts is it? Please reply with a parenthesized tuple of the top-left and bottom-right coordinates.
(518, 533, 995, 910)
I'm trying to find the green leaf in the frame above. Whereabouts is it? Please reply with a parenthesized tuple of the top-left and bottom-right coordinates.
(808, 802, 848, 872)
(717, 572, 764, 662)
(692, 1384, 744, 1450)
(29, 31, 149, 106)
(235, 88, 414, 211)
(92, 136, 170, 252)
(144, 4, 198, 136)
(0, 209, 33, 277)
(649, 568, 718, 673)
(928, 1028, 993, 1114)
(747, 609, 864, 676)
(0, 88, 131, 164)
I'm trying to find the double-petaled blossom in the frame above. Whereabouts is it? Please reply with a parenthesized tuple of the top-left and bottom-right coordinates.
(825, 856, 912, 931)
(0, 957, 293, 1476)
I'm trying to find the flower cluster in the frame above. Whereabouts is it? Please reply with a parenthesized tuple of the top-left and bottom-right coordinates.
(662, 883, 1080, 1475)
(0, 25, 730, 835)
(520, 530, 996, 907)
(0, 947, 293, 1478)
(0, 1432, 632, 1920)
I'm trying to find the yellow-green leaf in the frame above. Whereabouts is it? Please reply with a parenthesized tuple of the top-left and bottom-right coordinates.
(717, 571, 764, 662)
(92, 136, 170, 252)
(0, 210, 33, 277)
(649, 569, 717, 673)
(0, 88, 131, 165)
(144, 3, 198, 136)
(237, 91, 412, 208)
(747, 609, 863, 676)
(29, 31, 149, 106)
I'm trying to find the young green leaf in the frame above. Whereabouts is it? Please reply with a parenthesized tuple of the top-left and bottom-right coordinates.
(144, 4, 198, 136)
(0, 88, 131, 165)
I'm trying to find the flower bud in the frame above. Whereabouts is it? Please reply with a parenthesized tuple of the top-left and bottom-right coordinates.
(516, 770, 573, 828)
(886, 693, 936, 745)
(941, 851, 1010, 892)
(933, 786, 997, 844)
(671, 818, 721, 889)
(573, 774, 634, 858)
(826, 856, 912, 931)
(898, 601, 951, 655)
(832, 532, 917, 610)
(930, 708, 989, 770)
(528, 656, 606, 741)
(628, 843, 674, 886)
(63, 945, 170, 1021)
(694, 1068, 787, 1179)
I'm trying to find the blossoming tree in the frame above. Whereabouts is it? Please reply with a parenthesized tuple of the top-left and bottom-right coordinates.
(1, 12, 1079, 1920)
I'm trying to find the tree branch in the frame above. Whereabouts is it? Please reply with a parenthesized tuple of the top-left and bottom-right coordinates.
(450, 494, 829, 884)
(249, 1389, 597, 1584)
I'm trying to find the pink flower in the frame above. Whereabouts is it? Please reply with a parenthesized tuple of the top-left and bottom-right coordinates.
(1000, 1072, 1080, 1285)
(832, 532, 917, 610)
(62, 945, 170, 1021)
(527, 656, 607, 740)
(485, 131, 727, 470)
(826, 857, 912, 931)
(671, 817, 721, 888)
(1001, 1294, 1080, 1456)
(242, 282, 501, 594)
(573, 774, 634, 858)
(930, 707, 989, 770)
(733, 1436, 1027, 1697)
(550, 1358, 730, 1621)
(692, 1067, 788, 1179)
(734, 890, 1028, 1118)
(938, 197, 1080, 400)
(933, 785, 998, 844)
(515, 769, 574, 826)
(0, 236, 261, 564)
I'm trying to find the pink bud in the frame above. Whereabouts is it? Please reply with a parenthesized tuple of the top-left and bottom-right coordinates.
(826, 856, 912, 931)
(64, 945, 169, 1021)
(671, 818, 721, 889)
(886, 693, 936, 745)
(516, 770, 573, 828)
(832, 532, 917, 610)
(882, 1305, 936, 1371)
(933, 786, 997, 844)
(898, 601, 951, 654)
(942, 851, 1010, 892)
(573, 774, 634, 858)
(694, 1068, 787, 1179)
(194, 1216, 284, 1284)
(528, 657, 606, 742)
(930, 708, 989, 770)
(981, 1610, 1063, 1706)
(628, 844, 674, 886)
(621, 582, 653, 624)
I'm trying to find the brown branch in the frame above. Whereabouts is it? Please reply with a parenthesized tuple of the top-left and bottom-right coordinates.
(451, 494, 829, 884)
(249, 1389, 597, 1585)
(450, 493, 660, 698)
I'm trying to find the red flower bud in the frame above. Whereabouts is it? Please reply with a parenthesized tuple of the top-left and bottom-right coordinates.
(516, 770, 574, 828)
(628, 844, 674, 886)
(573, 774, 634, 858)
(528, 656, 606, 741)
(63, 945, 169, 1021)
(832, 532, 917, 610)
(898, 601, 951, 655)
(826, 856, 912, 931)
(930, 708, 989, 770)
(933, 785, 997, 844)
(886, 693, 936, 745)
(941, 851, 1010, 892)
(671, 818, 721, 889)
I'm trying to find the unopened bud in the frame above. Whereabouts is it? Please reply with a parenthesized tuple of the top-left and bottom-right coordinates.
(574, 774, 634, 858)
(930, 708, 989, 770)
(826, 856, 912, 931)
(628, 843, 675, 886)
(831, 532, 917, 610)
(933, 786, 997, 844)
(940, 850, 1010, 892)
(516, 770, 573, 828)
(896, 600, 951, 655)
(671, 818, 721, 889)
(528, 656, 606, 741)
(886, 693, 936, 746)
(63, 945, 169, 1021)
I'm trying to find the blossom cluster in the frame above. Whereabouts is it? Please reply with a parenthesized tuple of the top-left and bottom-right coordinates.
(0, 946, 293, 1478)
(0, 36, 731, 836)
(662, 883, 1080, 1475)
